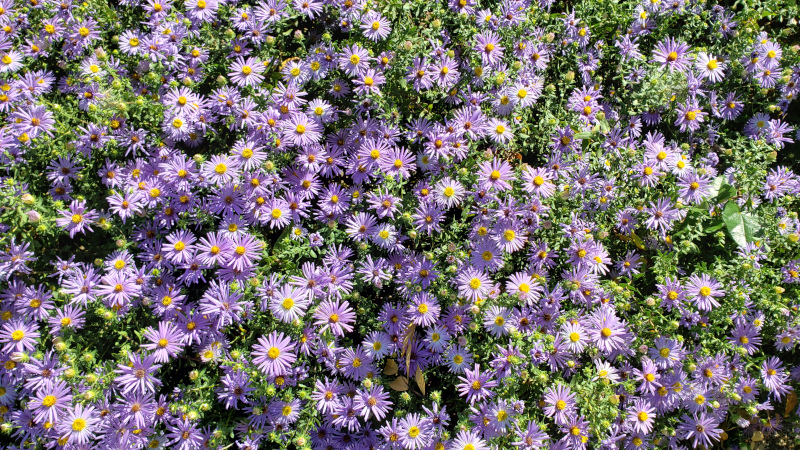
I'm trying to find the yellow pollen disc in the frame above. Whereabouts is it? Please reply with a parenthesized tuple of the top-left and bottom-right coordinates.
(214, 163, 227, 174)
(282, 298, 294, 309)
(469, 278, 481, 289)
(72, 418, 87, 431)
(42, 395, 57, 407)
(71, 214, 83, 224)
(569, 332, 580, 342)
(267, 347, 280, 359)
(556, 400, 567, 410)
(601, 327, 611, 337)
(235, 246, 246, 255)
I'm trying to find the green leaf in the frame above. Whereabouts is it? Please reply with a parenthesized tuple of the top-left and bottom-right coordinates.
(742, 213, 762, 243)
(704, 220, 725, 233)
(722, 201, 747, 247)
(573, 131, 593, 140)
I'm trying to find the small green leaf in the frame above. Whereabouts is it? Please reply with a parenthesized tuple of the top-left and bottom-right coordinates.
(704, 220, 725, 233)
(573, 131, 593, 140)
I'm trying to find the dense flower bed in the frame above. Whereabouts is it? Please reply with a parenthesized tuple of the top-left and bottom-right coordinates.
(1, 0, 800, 448)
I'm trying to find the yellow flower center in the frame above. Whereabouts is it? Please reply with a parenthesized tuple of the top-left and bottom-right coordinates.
(72, 418, 87, 431)
(267, 347, 280, 359)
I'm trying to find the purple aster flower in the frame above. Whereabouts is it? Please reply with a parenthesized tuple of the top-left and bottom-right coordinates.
(398, 412, 433, 450)
(142, 321, 186, 363)
(312, 299, 356, 337)
(217, 369, 254, 409)
(543, 383, 577, 425)
(226, 233, 263, 272)
(355, 384, 392, 420)
(674, 100, 707, 133)
(729, 321, 761, 355)
(695, 52, 726, 82)
(228, 56, 265, 87)
(252, 331, 297, 376)
(678, 171, 712, 204)
(0, 318, 40, 353)
(651, 37, 692, 73)
(685, 274, 724, 312)
(478, 158, 515, 192)
(457, 364, 498, 405)
(360, 10, 391, 41)
(761, 356, 793, 400)
(113, 353, 162, 395)
(644, 198, 680, 235)
(57, 403, 98, 445)
(166, 418, 204, 450)
(56, 200, 98, 238)
(457, 266, 491, 302)
(28, 379, 73, 424)
(474, 31, 505, 67)
(627, 398, 656, 434)
(677, 412, 722, 448)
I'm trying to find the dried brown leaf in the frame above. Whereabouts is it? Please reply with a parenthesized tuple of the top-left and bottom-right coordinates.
(389, 376, 409, 392)
(383, 358, 398, 376)
(414, 367, 425, 396)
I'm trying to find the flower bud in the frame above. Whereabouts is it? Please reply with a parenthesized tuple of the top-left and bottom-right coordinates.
(565, 71, 575, 82)
(189, 370, 199, 381)
(10, 352, 29, 363)
(26, 210, 41, 223)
